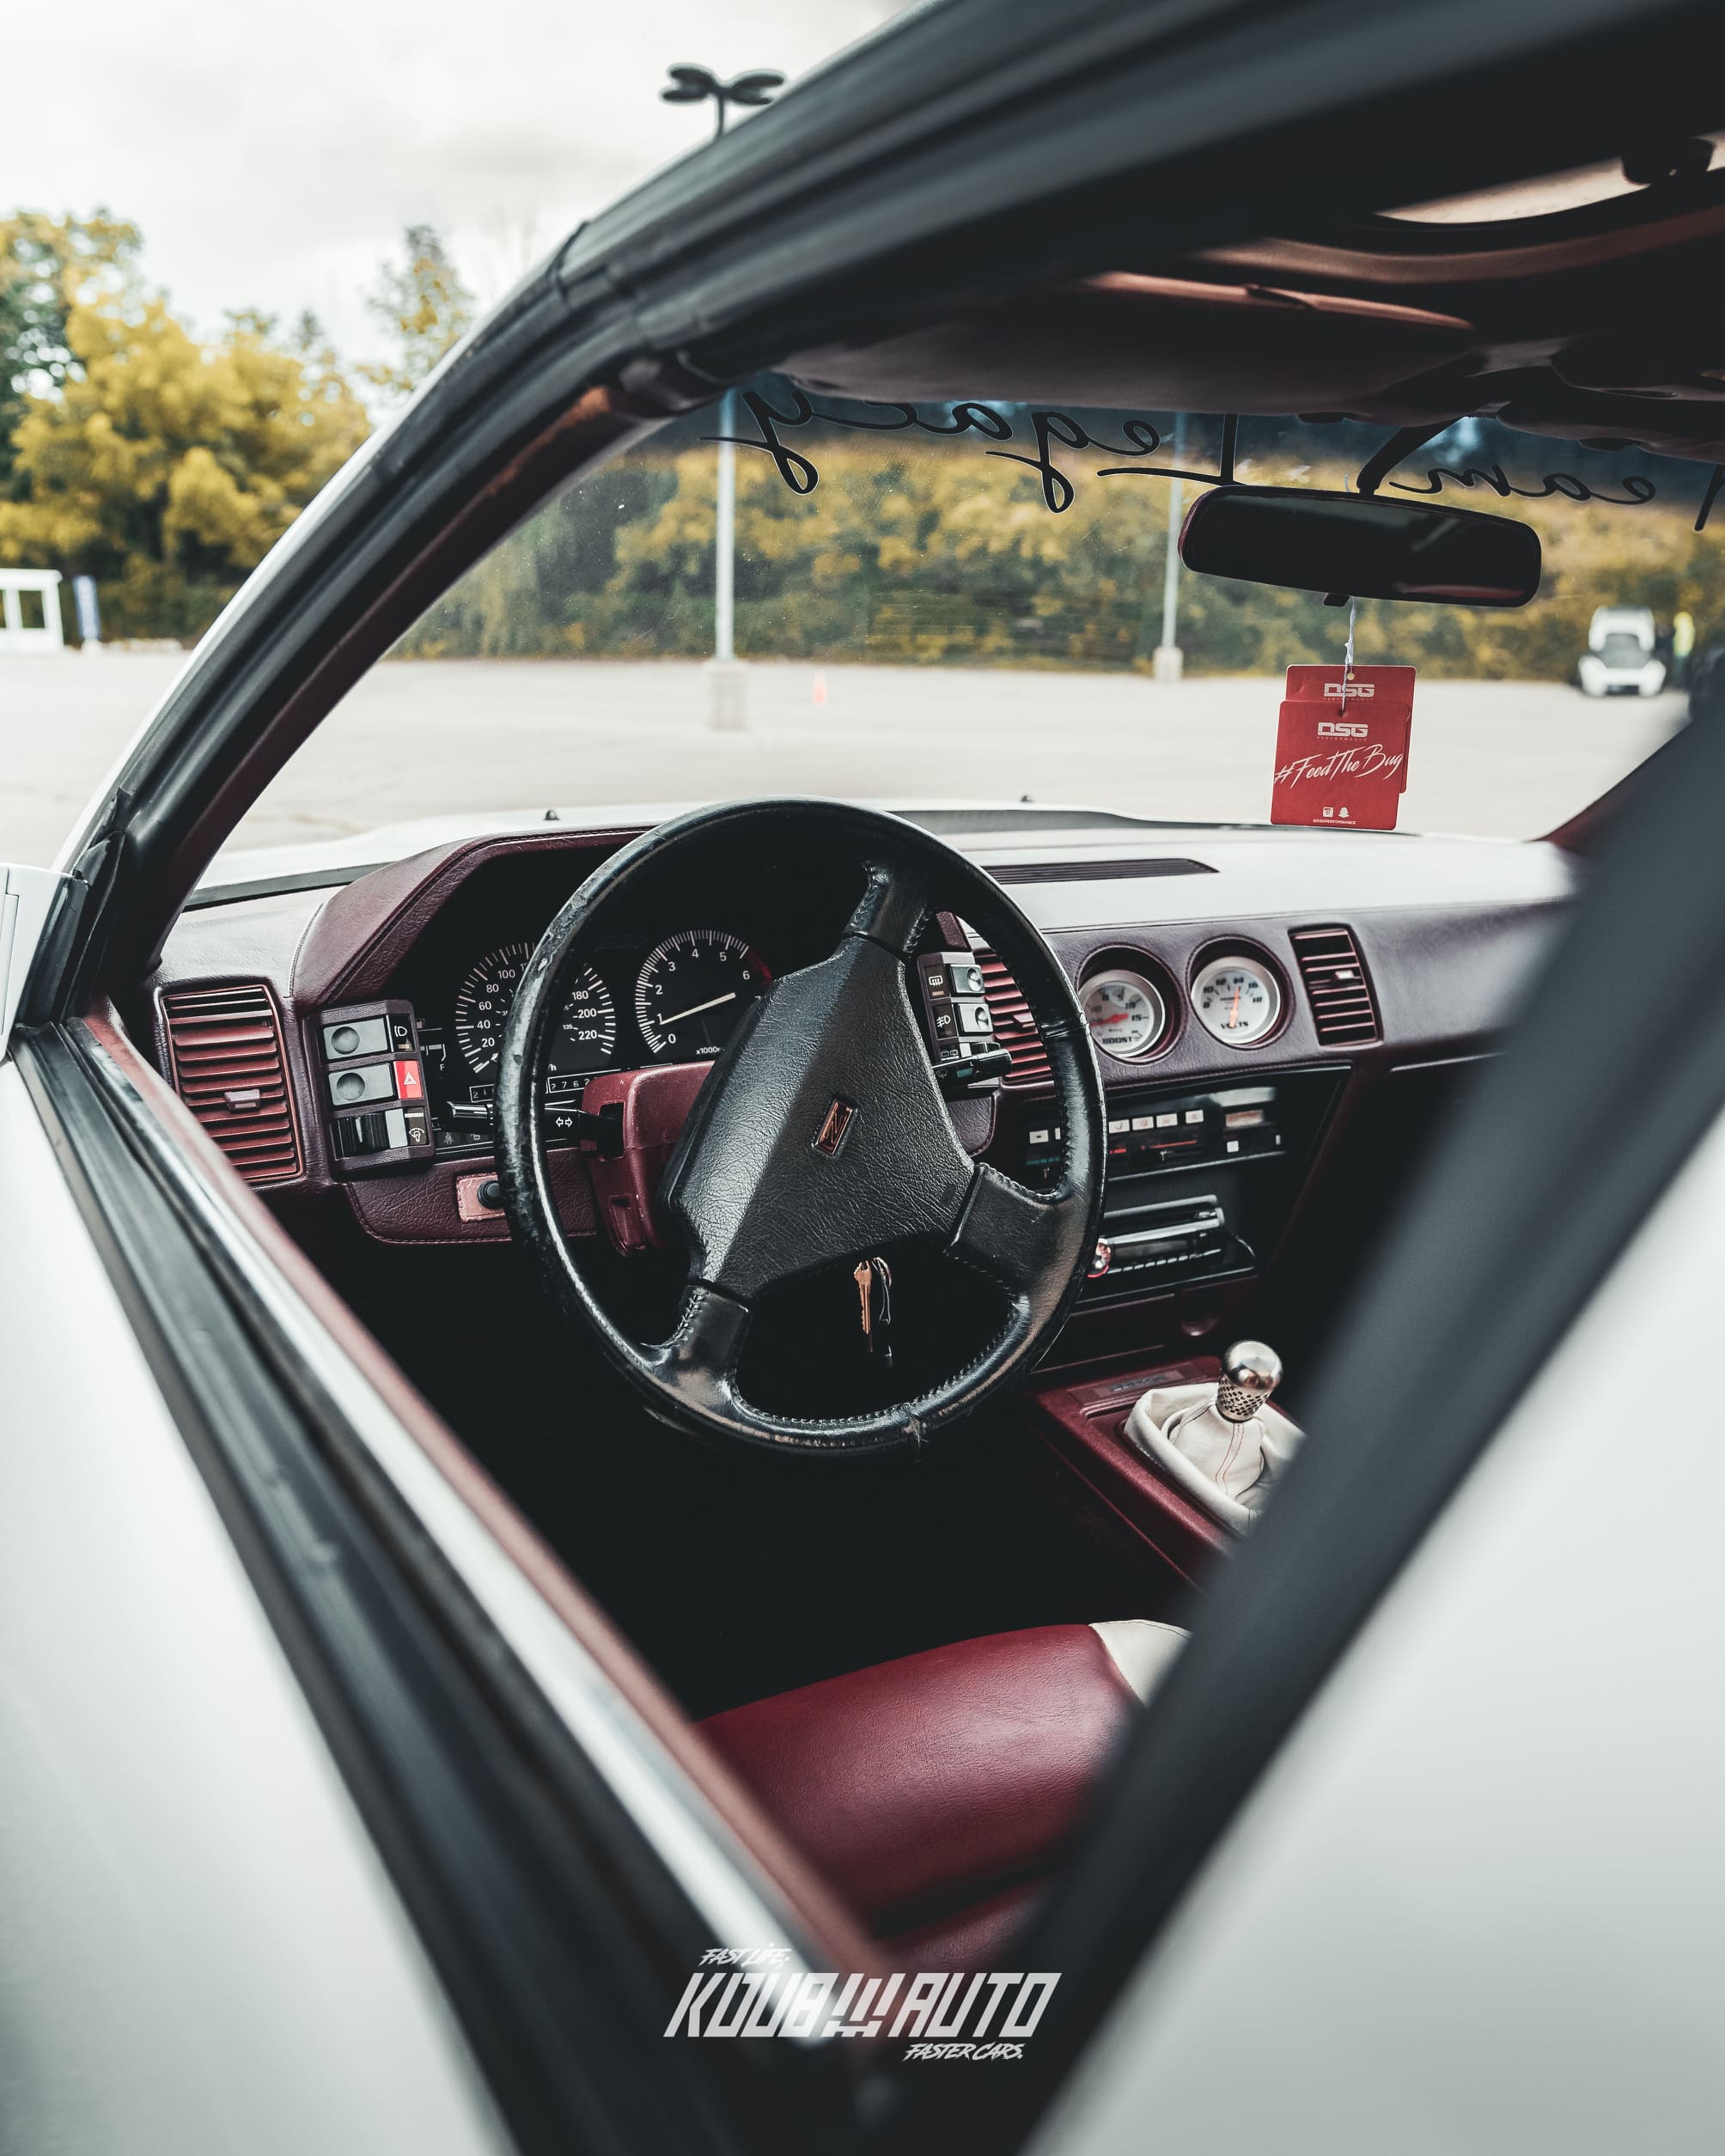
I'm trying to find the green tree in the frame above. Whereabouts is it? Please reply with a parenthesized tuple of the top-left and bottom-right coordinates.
(0, 271, 370, 640)
(0, 210, 139, 489)
(359, 224, 473, 401)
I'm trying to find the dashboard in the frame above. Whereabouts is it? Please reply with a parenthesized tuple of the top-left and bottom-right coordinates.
(370, 876, 1317, 1171)
(420, 925, 1294, 1154)
(137, 807, 1588, 1456)
(148, 813, 1579, 1375)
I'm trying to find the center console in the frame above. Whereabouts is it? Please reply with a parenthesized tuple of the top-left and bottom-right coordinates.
(1012, 1070, 1344, 1578)
(1009, 1065, 1344, 1368)
(1027, 1358, 1235, 1584)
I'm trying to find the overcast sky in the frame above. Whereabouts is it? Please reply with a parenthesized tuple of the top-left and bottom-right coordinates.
(4, 0, 905, 376)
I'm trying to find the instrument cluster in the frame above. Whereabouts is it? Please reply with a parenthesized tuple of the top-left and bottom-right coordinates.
(419, 925, 774, 1148)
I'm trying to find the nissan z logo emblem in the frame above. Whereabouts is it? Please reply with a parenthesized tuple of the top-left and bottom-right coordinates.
(814, 1098, 857, 1157)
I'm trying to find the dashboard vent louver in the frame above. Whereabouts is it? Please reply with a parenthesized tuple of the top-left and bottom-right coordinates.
(977, 949, 1052, 1087)
(1289, 925, 1380, 1045)
(161, 981, 302, 1185)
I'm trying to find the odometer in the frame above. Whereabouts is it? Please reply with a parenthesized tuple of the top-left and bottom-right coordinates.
(453, 942, 617, 1081)
(634, 929, 770, 1061)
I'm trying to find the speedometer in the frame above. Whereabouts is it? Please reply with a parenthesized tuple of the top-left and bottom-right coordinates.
(1191, 953, 1283, 1047)
(634, 929, 770, 1061)
(453, 942, 617, 1081)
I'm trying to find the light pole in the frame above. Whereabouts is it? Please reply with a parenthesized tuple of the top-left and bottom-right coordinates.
(708, 389, 745, 730)
(661, 64, 783, 138)
(714, 393, 735, 669)
(1153, 414, 1186, 681)
(660, 67, 783, 728)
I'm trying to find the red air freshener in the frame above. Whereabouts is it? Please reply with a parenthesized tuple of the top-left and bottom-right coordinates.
(1271, 663, 1413, 830)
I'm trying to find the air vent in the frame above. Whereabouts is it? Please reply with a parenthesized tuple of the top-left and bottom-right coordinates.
(1289, 926, 1380, 1045)
(161, 982, 302, 1185)
(977, 950, 1052, 1087)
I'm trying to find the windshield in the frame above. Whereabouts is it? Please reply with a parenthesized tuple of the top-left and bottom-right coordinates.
(230, 389, 1710, 863)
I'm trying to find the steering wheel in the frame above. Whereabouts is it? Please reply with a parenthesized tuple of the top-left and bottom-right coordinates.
(497, 800, 1104, 1454)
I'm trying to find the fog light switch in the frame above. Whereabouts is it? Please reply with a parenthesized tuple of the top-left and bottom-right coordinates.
(329, 1062, 396, 1106)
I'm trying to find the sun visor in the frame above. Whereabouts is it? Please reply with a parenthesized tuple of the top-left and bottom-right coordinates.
(1493, 389, 1725, 466)
(782, 273, 1476, 414)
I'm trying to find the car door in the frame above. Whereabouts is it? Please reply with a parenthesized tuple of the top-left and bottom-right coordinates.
(0, 1043, 516, 2156)
(2, 1008, 877, 2155)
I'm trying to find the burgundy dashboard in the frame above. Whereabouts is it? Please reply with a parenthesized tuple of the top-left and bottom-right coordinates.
(143, 816, 1576, 1367)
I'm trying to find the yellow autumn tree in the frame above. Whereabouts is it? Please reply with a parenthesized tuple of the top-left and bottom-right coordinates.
(1, 210, 141, 487)
(401, 394, 1725, 675)
(0, 253, 369, 641)
(358, 224, 473, 402)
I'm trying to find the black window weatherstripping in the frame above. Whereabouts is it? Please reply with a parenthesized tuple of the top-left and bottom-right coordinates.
(886, 611, 1725, 2153)
(180, 862, 395, 910)
(19, 0, 1725, 1028)
(15, 1018, 869, 2156)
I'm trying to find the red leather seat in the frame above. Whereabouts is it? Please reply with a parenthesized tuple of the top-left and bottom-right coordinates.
(699, 1620, 1184, 1968)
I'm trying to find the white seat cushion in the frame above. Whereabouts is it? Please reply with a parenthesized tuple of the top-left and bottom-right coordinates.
(1091, 1617, 1188, 1702)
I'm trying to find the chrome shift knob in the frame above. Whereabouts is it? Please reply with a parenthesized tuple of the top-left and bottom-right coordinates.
(1216, 1340, 1282, 1423)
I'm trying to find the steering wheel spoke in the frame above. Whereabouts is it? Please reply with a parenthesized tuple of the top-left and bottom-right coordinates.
(643, 1283, 752, 1409)
(949, 1160, 1076, 1299)
(844, 851, 934, 957)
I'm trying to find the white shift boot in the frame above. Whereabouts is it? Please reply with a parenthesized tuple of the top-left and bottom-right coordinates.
(1124, 1342, 1305, 1535)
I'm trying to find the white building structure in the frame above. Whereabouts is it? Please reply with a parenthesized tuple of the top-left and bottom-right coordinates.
(0, 569, 66, 655)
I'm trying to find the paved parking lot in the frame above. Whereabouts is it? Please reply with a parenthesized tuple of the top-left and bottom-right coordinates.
(0, 652, 1684, 868)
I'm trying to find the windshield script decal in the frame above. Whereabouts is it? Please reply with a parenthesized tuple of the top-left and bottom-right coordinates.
(707, 386, 1217, 513)
(1388, 464, 1655, 507)
(707, 386, 1719, 526)
(1393, 457, 1725, 531)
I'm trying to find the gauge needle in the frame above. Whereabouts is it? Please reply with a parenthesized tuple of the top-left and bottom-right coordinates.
(659, 990, 736, 1028)
(1229, 986, 1241, 1028)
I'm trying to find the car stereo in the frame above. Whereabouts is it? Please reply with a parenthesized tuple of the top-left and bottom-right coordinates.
(1019, 1069, 1345, 1306)
(1024, 1081, 1286, 1185)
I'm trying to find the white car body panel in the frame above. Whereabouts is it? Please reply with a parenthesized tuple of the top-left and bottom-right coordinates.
(0, 1061, 511, 2156)
(1579, 652, 1667, 697)
(1581, 611, 1667, 697)
(1032, 1099, 1725, 2156)
(0, 861, 68, 1058)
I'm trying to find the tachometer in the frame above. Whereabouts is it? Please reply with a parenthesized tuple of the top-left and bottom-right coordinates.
(1191, 953, 1282, 1047)
(634, 929, 770, 1061)
(453, 942, 617, 1081)
(1082, 968, 1168, 1060)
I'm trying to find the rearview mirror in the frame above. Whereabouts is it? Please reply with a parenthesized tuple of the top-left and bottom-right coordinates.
(1179, 485, 1541, 607)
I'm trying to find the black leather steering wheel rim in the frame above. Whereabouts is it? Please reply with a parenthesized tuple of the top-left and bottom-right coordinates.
(496, 799, 1104, 1455)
